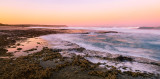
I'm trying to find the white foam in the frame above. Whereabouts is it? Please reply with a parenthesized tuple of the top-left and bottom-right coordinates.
(40, 33, 160, 74)
(85, 57, 160, 73)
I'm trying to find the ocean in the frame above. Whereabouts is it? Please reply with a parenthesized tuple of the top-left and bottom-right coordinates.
(39, 27, 160, 61)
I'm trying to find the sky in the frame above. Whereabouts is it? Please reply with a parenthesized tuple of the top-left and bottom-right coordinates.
(0, 0, 160, 27)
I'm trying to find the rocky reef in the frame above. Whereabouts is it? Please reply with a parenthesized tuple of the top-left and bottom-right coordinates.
(0, 26, 159, 79)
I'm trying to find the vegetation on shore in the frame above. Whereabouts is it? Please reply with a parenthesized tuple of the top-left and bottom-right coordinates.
(0, 47, 157, 79)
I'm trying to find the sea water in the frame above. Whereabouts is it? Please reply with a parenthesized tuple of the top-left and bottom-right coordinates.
(40, 27, 160, 61)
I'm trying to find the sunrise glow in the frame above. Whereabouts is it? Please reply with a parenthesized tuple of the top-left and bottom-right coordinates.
(0, 0, 160, 26)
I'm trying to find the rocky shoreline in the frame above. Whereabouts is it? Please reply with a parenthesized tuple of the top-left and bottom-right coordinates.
(0, 26, 160, 79)
(40, 35, 160, 74)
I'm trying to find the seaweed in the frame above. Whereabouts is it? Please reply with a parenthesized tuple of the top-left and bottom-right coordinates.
(123, 71, 154, 77)
(0, 28, 158, 79)
(68, 47, 86, 52)
(23, 48, 37, 52)
(103, 55, 133, 62)
(0, 48, 53, 79)
(88, 68, 119, 79)
(0, 48, 8, 56)
(0, 47, 157, 79)
(115, 55, 133, 62)
(17, 48, 22, 50)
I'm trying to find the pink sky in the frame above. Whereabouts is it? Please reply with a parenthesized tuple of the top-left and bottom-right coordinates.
(0, 0, 160, 26)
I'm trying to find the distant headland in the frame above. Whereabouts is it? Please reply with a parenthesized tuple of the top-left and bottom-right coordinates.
(0, 23, 67, 27)
(138, 26, 160, 29)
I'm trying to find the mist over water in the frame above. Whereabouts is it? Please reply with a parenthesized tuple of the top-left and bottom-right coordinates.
(41, 27, 160, 61)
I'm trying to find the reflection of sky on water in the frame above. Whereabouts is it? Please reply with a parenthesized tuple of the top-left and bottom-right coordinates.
(7, 38, 49, 57)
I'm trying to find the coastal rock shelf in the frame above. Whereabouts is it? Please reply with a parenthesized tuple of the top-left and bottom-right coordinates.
(40, 35, 160, 74)
(0, 26, 160, 79)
